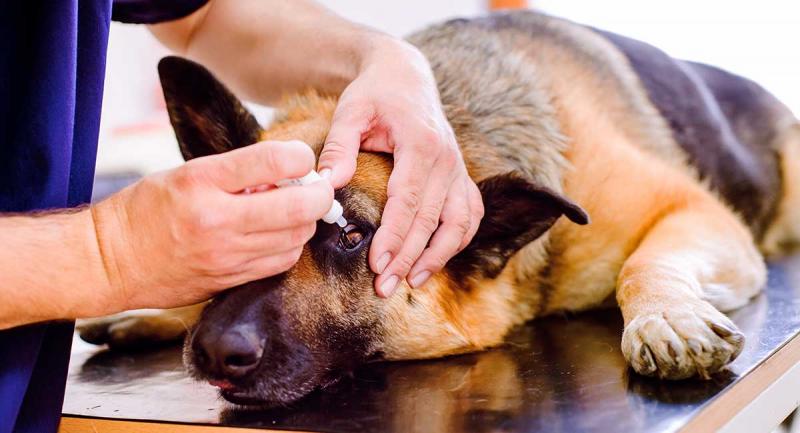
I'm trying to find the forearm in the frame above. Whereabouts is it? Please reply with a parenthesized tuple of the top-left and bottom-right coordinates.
(149, 0, 410, 104)
(0, 209, 112, 329)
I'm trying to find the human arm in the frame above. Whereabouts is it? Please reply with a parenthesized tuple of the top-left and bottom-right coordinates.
(149, 0, 484, 296)
(0, 141, 332, 330)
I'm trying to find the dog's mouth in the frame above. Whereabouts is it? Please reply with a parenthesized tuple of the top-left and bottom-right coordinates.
(200, 365, 338, 407)
(209, 379, 237, 391)
(208, 379, 282, 407)
(217, 386, 271, 406)
(206, 369, 347, 407)
(208, 379, 256, 404)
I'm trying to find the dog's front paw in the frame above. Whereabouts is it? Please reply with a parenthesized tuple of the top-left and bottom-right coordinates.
(621, 303, 744, 380)
(77, 310, 188, 350)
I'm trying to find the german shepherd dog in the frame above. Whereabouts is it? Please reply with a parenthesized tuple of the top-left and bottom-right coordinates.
(78, 11, 800, 406)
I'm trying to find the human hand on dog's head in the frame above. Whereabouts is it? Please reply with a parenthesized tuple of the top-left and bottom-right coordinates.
(316, 38, 484, 298)
(90, 139, 335, 312)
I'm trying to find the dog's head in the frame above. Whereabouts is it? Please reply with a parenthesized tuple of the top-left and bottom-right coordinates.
(158, 56, 587, 406)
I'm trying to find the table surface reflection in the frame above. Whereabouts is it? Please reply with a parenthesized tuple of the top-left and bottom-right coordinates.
(63, 254, 800, 433)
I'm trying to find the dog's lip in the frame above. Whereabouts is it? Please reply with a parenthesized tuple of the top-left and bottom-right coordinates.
(209, 379, 238, 391)
(208, 380, 270, 405)
(220, 388, 272, 406)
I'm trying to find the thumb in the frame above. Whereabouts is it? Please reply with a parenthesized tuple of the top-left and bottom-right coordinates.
(318, 106, 368, 188)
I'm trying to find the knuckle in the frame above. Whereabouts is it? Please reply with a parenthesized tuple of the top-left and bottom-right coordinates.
(189, 206, 228, 233)
(453, 216, 472, 237)
(320, 141, 349, 159)
(397, 189, 423, 213)
(462, 228, 478, 249)
(206, 154, 238, 184)
(218, 154, 240, 178)
(415, 207, 441, 234)
(392, 254, 417, 274)
(378, 225, 406, 251)
(171, 162, 204, 191)
(426, 253, 450, 272)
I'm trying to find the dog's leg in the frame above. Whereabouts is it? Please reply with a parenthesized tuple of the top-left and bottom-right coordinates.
(77, 303, 205, 350)
(616, 200, 765, 379)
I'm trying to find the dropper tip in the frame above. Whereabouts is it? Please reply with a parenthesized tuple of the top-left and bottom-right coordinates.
(336, 216, 347, 228)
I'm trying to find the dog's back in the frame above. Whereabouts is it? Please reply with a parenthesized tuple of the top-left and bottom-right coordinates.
(410, 11, 799, 255)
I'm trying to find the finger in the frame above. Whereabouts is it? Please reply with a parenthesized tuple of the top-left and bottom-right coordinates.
(406, 178, 474, 288)
(238, 247, 305, 283)
(200, 140, 315, 193)
(319, 103, 372, 188)
(242, 222, 317, 255)
(367, 136, 438, 278)
(461, 177, 484, 250)
(374, 154, 455, 297)
(232, 180, 334, 232)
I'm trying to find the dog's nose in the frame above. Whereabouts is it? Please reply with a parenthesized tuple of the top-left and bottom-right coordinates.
(194, 324, 265, 379)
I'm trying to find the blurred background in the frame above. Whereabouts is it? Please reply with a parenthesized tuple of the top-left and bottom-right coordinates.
(94, 0, 800, 193)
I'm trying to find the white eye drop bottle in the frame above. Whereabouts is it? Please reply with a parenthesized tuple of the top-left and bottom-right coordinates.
(275, 170, 347, 228)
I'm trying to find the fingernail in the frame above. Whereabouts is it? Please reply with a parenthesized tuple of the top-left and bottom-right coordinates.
(319, 168, 332, 180)
(376, 252, 391, 274)
(379, 275, 399, 298)
(409, 271, 431, 288)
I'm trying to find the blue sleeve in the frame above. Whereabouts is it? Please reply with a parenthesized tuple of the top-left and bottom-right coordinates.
(112, 0, 209, 24)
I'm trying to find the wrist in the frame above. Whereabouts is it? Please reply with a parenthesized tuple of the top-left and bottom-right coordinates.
(59, 207, 116, 319)
(37, 207, 118, 321)
(356, 33, 429, 76)
(82, 195, 136, 317)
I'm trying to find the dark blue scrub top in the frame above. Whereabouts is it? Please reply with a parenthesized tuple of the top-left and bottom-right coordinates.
(0, 1, 207, 432)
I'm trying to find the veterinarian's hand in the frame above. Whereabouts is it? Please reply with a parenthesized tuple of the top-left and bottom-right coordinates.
(92, 140, 334, 311)
(317, 39, 484, 297)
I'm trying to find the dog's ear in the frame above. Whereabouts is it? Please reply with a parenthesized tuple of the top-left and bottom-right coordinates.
(158, 56, 263, 160)
(448, 173, 589, 281)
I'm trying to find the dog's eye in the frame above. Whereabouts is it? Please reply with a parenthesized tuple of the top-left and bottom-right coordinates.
(338, 224, 365, 250)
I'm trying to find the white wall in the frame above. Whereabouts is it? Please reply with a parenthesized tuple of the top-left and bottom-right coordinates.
(538, 0, 800, 115)
(316, 0, 483, 37)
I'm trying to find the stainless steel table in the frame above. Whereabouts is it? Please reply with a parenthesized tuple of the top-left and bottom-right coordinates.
(61, 254, 800, 433)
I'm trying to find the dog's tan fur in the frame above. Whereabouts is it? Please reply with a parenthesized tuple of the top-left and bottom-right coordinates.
(80, 11, 800, 384)
(764, 125, 800, 255)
